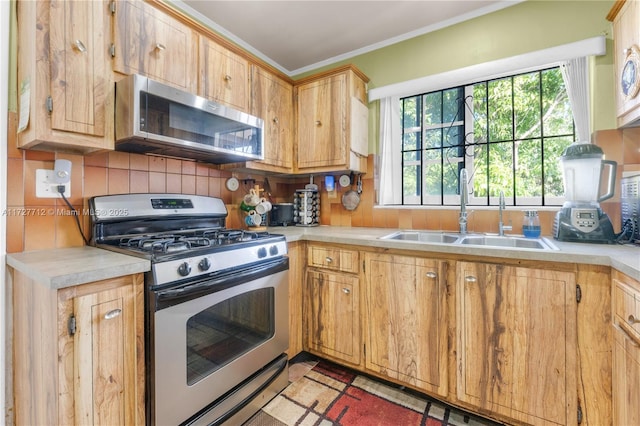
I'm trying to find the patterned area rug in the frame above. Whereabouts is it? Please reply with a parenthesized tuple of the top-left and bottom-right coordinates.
(245, 358, 502, 426)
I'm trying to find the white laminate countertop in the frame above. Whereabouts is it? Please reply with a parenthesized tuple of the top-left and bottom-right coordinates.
(270, 226, 640, 281)
(6, 246, 151, 289)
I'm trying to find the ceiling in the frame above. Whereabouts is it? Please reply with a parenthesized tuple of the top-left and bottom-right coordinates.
(170, 0, 523, 76)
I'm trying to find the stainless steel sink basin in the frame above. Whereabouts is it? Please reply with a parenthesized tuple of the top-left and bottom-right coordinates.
(379, 231, 559, 251)
(457, 235, 559, 250)
(380, 231, 460, 244)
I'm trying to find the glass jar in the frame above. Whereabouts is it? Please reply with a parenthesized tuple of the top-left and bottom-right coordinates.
(523, 210, 541, 238)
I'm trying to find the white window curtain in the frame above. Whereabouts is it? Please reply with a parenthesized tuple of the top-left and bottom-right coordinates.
(378, 96, 402, 205)
(560, 56, 590, 143)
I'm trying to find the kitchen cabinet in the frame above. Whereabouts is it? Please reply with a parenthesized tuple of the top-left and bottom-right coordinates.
(612, 270, 640, 426)
(295, 65, 369, 173)
(112, 0, 198, 93)
(12, 270, 145, 426)
(363, 253, 448, 397)
(16, 0, 114, 153)
(456, 262, 578, 425)
(287, 241, 304, 357)
(304, 244, 361, 366)
(244, 66, 294, 173)
(608, 0, 640, 127)
(199, 37, 250, 113)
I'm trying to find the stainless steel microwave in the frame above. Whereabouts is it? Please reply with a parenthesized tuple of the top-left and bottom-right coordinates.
(115, 74, 264, 164)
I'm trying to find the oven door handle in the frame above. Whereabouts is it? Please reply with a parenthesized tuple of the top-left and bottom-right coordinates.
(154, 256, 288, 307)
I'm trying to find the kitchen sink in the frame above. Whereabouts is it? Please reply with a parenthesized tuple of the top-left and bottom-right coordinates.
(379, 231, 559, 250)
(456, 235, 559, 250)
(380, 231, 460, 244)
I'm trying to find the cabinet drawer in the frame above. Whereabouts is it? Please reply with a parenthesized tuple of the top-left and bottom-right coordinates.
(613, 278, 640, 337)
(307, 246, 359, 273)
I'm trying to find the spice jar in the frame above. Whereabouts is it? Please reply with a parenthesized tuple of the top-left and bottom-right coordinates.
(522, 210, 541, 238)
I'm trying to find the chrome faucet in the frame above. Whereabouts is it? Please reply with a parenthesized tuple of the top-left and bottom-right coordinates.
(498, 191, 512, 236)
(459, 168, 469, 234)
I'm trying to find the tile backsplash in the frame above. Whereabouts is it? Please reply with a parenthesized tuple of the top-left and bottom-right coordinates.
(6, 112, 639, 254)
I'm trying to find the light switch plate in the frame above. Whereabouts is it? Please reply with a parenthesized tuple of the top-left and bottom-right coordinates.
(35, 169, 71, 198)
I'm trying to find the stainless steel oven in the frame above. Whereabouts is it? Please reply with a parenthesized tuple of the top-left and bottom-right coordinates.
(90, 194, 290, 425)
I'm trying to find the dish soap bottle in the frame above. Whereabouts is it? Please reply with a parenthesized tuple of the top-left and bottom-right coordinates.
(523, 210, 541, 238)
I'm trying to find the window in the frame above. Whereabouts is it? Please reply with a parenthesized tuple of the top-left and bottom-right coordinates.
(400, 67, 574, 207)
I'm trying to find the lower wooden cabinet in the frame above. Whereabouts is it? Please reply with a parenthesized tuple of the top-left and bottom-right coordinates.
(12, 270, 145, 426)
(363, 253, 448, 397)
(304, 269, 361, 365)
(612, 270, 640, 426)
(456, 262, 578, 425)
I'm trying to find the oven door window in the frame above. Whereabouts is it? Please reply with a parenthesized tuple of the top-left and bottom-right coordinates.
(186, 287, 274, 385)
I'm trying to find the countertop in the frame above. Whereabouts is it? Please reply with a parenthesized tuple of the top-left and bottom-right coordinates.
(6, 246, 150, 289)
(5, 227, 638, 289)
(269, 226, 640, 281)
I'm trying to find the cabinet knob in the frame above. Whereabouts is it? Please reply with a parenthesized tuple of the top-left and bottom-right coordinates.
(315, 120, 322, 126)
(73, 39, 87, 53)
(155, 43, 166, 51)
(104, 308, 122, 320)
(224, 74, 232, 81)
(629, 315, 640, 325)
(342, 288, 350, 295)
(325, 256, 333, 263)
(464, 276, 477, 283)
(272, 117, 279, 124)
(425, 271, 437, 279)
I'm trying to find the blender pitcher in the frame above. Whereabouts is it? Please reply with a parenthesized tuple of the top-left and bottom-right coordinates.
(560, 143, 617, 204)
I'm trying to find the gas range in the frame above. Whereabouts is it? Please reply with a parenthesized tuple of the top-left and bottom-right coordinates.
(90, 194, 287, 286)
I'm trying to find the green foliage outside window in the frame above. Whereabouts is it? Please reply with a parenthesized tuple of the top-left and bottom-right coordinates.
(401, 67, 574, 206)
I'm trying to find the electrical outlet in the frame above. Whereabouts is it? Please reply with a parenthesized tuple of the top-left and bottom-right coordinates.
(35, 169, 71, 198)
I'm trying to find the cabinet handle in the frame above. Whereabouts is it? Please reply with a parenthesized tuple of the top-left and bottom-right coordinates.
(224, 74, 232, 81)
(425, 271, 437, 279)
(73, 39, 87, 53)
(629, 315, 640, 325)
(464, 276, 477, 283)
(325, 256, 333, 263)
(155, 43, 166, 51)
(342, 288, 350, 295)
(618, 321, 640, 347)
(104, 308, 122, 320)
(272, 117, 279, 124)
(315, 120, 322, 126)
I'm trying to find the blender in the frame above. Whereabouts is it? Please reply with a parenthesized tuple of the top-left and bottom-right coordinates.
(554, 143, 617, 243)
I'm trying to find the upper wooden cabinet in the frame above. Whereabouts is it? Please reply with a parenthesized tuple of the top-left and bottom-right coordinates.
(246, 66, 294, 172)
(364, 253, 448, 397)
(199, 37, 250, 112)
(112, 0, 198, 93)
(295, 65, 369, 173)
(609, 0, 640, 127)
(456, 262, 578, 425)
(16, 0, 114, 153)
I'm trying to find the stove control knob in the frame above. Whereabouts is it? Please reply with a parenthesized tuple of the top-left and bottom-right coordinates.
(177, 262, 191, 277)
(257, 247, 267, 258)
(269, 245, 279, 256)
(198, 257, 211, 271)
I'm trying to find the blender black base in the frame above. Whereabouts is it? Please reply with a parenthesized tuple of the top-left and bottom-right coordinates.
(553, 209, 617, 244)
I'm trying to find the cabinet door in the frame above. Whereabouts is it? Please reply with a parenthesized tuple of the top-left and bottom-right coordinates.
(199, 38, 250, 112)
(297, 74, 347, 169)
(250, 66, 293, 171)
(613, 0, 640, 126)
(73, 285, 138, 425)
(613, 325, 640, 426)
(456, 262, 577, 425)
(364, 254, 448, 397)
(49, 0, 108, 137)
(113, 0, 197, 92)
(305, 270, 360, 365)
